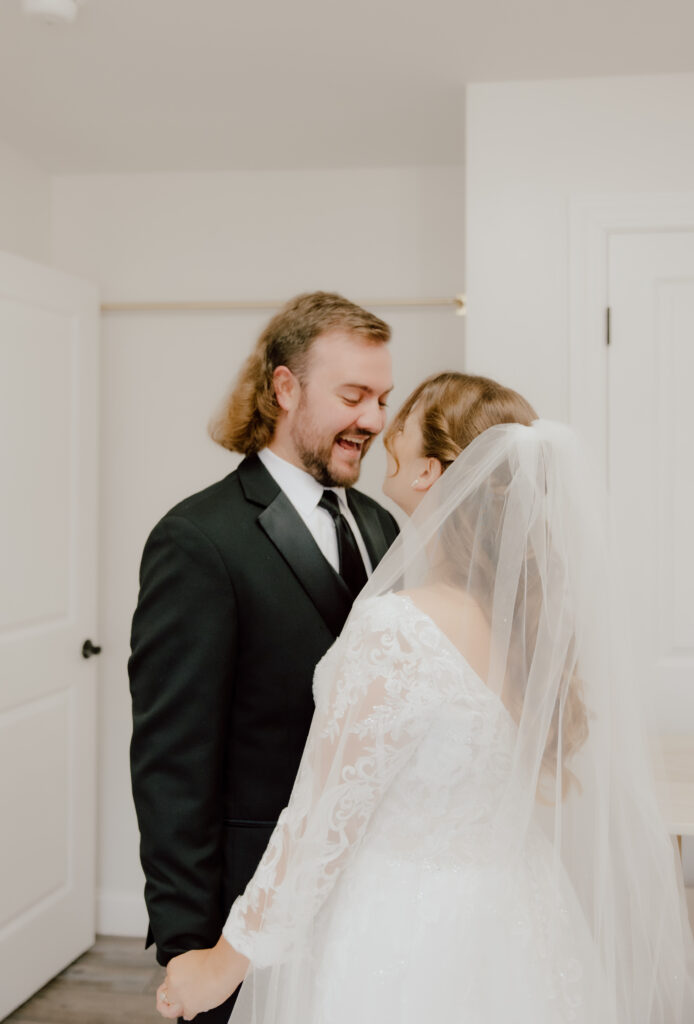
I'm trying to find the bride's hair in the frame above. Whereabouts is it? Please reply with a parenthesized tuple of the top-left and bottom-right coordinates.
(383, 371, 537, 469)
(386, 372, 588, 796)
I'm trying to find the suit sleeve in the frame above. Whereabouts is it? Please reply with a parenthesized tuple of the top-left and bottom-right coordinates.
(129, 514, 237, 965)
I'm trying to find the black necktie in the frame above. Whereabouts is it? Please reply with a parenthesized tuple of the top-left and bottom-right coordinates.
(318, 490, 368, 598)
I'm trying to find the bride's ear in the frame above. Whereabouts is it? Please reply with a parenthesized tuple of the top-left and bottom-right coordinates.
(412, 457, 443, 493)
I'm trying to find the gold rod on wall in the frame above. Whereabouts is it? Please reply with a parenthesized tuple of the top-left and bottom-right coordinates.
(100, 295, 467, 316)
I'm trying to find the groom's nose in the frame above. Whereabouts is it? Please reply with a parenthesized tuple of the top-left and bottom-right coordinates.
(355, 399, 386, 436)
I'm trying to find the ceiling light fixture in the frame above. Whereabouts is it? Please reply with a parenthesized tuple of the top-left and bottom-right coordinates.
(21, 0, 82, 25)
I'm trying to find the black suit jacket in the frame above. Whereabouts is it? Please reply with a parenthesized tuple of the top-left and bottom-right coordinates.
(129, 455, 399, 966)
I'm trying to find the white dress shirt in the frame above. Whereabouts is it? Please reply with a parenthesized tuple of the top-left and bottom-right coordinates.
(258, 447, 373, 576)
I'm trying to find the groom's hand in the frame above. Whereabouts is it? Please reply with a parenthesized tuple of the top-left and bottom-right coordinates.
(156, 937, 249, 1020)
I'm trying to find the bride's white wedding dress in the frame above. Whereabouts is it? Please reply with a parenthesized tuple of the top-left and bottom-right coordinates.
(221, 422, 694, 1023)
(223, 593, 605, 1024)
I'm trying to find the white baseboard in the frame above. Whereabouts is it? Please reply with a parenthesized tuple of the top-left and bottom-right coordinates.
(97, 889, 149, 938)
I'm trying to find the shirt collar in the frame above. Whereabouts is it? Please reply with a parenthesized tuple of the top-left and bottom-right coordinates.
(258, 448, 349, 517)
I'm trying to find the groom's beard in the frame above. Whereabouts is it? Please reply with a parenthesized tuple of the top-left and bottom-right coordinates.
(291, 411, 373, 488)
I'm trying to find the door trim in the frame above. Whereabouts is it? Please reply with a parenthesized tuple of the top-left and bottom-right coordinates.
(568, 193, 694, 484)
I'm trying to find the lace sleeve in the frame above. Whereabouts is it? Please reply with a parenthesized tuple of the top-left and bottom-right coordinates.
(222, 596, 456, 968)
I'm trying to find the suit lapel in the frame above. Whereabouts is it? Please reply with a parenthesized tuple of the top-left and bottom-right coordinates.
(238, 456, 353, 637)
(347, 489, 391, 570)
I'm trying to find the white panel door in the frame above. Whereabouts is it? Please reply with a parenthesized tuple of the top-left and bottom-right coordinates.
(608, 231, 694, 732)
(0, 251, 99, 1017)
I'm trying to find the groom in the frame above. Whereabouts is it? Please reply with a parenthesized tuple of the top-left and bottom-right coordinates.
(129, 292, 398, 1023)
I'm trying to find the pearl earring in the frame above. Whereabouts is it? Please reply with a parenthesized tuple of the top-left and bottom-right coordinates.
(411, 478, 420, 488)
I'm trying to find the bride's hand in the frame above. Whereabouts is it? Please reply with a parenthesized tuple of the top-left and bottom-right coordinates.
(156, 936, 249, 1020)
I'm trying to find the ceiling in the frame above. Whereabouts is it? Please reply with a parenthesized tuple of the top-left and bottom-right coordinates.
(0, 0, 692, 173)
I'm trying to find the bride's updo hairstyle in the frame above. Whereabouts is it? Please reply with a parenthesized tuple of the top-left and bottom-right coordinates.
(383, 371, 536, 468)
(385, 372, 588, 797)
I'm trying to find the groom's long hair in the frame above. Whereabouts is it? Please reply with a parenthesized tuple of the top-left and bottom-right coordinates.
(209, 291, 390, 456)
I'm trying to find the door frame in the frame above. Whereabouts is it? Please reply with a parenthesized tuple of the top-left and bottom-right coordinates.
(568, 196, 694, 891)
(568, 192, 694, 484)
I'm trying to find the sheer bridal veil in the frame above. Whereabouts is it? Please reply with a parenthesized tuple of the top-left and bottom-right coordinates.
(366, 419, 694, 1019)
(227, 419, 694, 1023)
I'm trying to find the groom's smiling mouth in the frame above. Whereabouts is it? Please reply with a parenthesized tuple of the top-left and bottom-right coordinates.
(335, 433, 370, 455)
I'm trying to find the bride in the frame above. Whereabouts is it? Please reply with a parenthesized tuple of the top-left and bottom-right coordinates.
(156, 372, 694, 1023)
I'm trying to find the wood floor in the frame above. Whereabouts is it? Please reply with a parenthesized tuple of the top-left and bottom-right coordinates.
(4, 936, 166, 1024)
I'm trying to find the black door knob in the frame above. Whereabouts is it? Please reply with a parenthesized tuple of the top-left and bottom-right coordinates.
(82, 639, 102, 659)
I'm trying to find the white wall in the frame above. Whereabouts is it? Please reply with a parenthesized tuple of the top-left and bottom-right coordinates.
(0, 138, 51, 264)
(465, 72, 694, 885)
(51, 165, 466, 935)
(465, 72, 694, 420)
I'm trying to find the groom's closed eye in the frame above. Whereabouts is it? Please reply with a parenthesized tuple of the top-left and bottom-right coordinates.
(339, 384, 392, 406)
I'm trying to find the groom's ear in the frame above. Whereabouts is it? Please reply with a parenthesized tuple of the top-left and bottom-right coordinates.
(273, 366, 300, 413)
